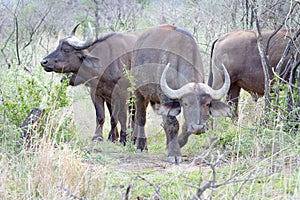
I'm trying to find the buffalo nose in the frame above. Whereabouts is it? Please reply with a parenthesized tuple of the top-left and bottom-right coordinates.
(40, 59, 48, 66)
(188, 123, 208, 134)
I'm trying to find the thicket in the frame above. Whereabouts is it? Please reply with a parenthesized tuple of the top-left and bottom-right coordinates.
(0, 0, 299, 199)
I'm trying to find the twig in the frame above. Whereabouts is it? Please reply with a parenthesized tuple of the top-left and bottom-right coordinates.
(188, 151, 226, 200)
(254, 3, 272, 125)
(188, 167, 275, 200)
(14, 1, 21, 65)
(23, 6, 52, 50)
(136, 175, 162, 199)
(125, 184, 131, 200)
(275, 28, 300, 76)
(265, 1, 298, 57)
(59, 186, 84, 200)
(188, 146, 282, 200)
(272, 67, 300, 90)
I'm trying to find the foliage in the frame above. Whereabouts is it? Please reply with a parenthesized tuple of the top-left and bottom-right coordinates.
(268, 72, 300, 132)
(0, 66, 75, 153)
(0, 0, 299, 199)
(123, 67, 137, 151)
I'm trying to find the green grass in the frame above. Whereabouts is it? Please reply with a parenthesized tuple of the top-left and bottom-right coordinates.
(0, 67, 300, 199)
(1, 119, 300, 199)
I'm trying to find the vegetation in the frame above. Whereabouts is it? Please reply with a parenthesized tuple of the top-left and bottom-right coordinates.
(0, 0, 299, 199)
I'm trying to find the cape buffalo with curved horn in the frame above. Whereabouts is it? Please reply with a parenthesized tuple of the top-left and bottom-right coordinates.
(132, 24, 231, 163)
(41, 23, 138, 143)
(208, 29, 299, 120)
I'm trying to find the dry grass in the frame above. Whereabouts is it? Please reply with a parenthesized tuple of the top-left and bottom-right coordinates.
(0, 88, 299, 199)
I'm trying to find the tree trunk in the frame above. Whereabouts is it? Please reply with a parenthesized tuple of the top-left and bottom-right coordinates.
(254, 1, 271, 125)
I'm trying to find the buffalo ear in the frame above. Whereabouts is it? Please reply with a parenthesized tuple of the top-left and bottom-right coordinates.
(80, 52, 100, 68)
(160, 106, 181, 116)
(209, 100, 231, 117)
(152, 102, 181, 116)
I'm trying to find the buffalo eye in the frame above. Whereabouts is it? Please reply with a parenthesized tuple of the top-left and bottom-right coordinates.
(63, 48, 72, 53)
(182, 100, 189, 107)
(61, 43, 73, 53)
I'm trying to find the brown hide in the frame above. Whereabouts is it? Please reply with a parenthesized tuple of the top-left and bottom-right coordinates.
(132, 25, 230, 163)
(209, 29, 298, 119)
(41, 26, 138, 143)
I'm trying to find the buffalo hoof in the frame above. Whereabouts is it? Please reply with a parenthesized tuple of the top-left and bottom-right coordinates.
(119, 132, 127, 146)
(168, 156, 182, 164)
(136, 149, 148, 153)
(92, 134, 104, 142)
(108, 130, 119, 143)
(136, 138, 148, 152)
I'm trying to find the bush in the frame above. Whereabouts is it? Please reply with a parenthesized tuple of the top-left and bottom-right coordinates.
(0, 65, 75, 152)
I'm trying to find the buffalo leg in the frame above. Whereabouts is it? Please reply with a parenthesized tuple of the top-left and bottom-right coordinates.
(91, 94, 105, 141)
(106, 101, 119, 142)
(133, 91, 149, 152)
(162, 115, 181, 163)
(118, 98, 128, 146)
(178, 123, 191, 148)
(227, 84, 241, 120)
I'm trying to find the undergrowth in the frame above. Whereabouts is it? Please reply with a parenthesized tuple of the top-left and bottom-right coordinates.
(0, 66, 299, 199)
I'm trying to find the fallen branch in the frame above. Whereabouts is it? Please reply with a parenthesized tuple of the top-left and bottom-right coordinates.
(136, 175, 162, 199)
(21, 108, 45, 146)
(188, 147, 284, 200)
(59, 186, 84, 200)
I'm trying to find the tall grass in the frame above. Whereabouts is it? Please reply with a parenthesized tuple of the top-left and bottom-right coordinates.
(0, 66, 299, 199)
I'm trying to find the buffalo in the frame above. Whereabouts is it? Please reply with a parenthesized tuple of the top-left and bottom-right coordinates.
(41, 23, 138, 143)
(208, 29, 299, 119)
(131, 24, 231, 163)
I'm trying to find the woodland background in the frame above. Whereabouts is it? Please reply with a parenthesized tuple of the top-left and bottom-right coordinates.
(0, 0, 299, 199)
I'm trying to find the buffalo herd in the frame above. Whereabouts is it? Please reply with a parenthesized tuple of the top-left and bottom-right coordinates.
(41, 23, 298, 163)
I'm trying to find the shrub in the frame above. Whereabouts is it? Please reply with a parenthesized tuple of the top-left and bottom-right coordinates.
(0, 65, 75, 152)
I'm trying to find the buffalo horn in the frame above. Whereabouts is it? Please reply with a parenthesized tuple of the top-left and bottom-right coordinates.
(160, 63, 230, 100)
(160, 63, 197, 99)
(67, 23, 94, 49)
(70, 23, 80, 36)
(207, 64, 230, 100)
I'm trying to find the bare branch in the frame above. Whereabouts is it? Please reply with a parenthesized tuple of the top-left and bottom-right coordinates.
(137, 175, 162, 199)
(254, 2, 271, 125)
(272, 67, 300, 90)
(275, 28, 300, 75)
(23, 6, 52, 50)
(15, 15, 20, 65)
(124, 184, 131, 200)
(59, 186, 84, 200)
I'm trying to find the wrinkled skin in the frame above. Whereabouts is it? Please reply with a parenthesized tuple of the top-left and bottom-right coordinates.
(41, 24, 138, 144)
(208, 29, 299, 120)
(132, 25, 230, 163)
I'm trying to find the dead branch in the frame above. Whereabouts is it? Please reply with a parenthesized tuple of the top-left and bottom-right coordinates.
(23, 6, 52, 50)
(189, 151, 225, 200)
(21, 108, 45, 146)
(59, 186, 84, 200)
(188, 144, 286, 200)
(271, 67, 300, 90)
(15, 16, 21, 65)
(124, 184, 131, 200)
(136, 175, 162, 199)
(254, 1, 272, 125)
(265, 0, 298, 53)
(1, 0, 22, 65)
(275, 28, 300, 75)
(189, 153, 276, 200)
(0, 31, 14, 68)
